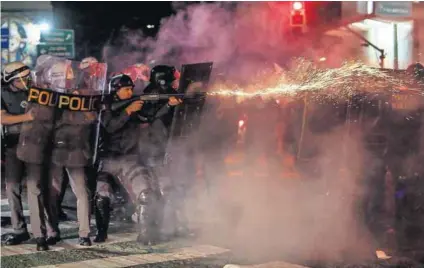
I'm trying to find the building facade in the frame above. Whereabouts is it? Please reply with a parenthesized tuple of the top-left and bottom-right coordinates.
(323, 1, 423, 70)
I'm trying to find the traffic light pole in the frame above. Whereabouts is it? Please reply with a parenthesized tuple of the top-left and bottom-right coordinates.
(344, 25, 385, 69)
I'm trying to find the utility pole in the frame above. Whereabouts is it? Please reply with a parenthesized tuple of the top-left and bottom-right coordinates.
(393, 23, 399, 70)
(345, 25, 386, 69)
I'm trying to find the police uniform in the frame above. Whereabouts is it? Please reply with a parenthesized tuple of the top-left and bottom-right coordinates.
(16, 99, 55, 249)
(1, 84, 31, 239)
(3, 62, 49, 251)
(94, 73, 173, 245)
(46, 108, 96, 246)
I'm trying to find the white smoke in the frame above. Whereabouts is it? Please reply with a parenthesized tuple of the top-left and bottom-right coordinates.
(102, 1, 385, 264)
(102, 2, 299, 81)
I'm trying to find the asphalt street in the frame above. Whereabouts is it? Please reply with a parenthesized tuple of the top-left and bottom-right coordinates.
(1, 176, 424, 267)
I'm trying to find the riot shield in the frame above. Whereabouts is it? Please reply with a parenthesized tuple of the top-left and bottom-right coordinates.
(162, 62, 213, 186)
(17, 55, 107, 166)
(169, 62, 213, 140)
(161, 63, 213, 236)
(70, 59, 108, 165)
(16, 55, 68, 164)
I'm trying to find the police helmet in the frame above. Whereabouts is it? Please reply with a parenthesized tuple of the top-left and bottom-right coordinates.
(109, 74, 134, 92)
(2, 61, 31, 83)
(150, 65, 177, 88)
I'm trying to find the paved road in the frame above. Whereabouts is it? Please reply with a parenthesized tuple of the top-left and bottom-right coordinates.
(2, 227, 423, 268)
(1, 233, 230, 267)
(0, 188, 310, 268)
(2, 166, 423, 267)
(1, 223, 311, 268)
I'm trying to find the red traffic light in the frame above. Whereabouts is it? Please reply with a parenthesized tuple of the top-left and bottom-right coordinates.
(292, 1, 303, 11)
(291, 13, 305, 25)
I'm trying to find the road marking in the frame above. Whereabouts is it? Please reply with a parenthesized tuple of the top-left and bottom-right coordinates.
(32, 244, 229, 268)
(1, 232, 137, 257)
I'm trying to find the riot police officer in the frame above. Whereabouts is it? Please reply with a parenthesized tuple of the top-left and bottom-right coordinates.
(44, 61, 96, 246)
(94, 70, 181, 245)
(56, 57, 100, 222)
(1, 62, 49, 251)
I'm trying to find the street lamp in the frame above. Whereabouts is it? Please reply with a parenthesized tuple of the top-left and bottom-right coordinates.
(37, 22, 51, 32)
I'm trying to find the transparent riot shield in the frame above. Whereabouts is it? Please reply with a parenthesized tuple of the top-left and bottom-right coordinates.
(31, 55, 107, 93)
(17, 55, 69, 164)
(63, 59, 107, 165)
(18, 55, 107, 166)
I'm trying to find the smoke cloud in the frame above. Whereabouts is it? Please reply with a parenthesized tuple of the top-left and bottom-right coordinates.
(100, 1, 413, 265)
(103, 2, 334, 80)
(173, 102, 377, 264)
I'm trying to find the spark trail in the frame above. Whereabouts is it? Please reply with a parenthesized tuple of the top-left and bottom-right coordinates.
(207, 60, 406, 101)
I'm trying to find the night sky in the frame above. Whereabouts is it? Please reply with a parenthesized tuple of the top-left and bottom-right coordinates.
(51, 1, 181, 60)
(50, 1, 341, 61)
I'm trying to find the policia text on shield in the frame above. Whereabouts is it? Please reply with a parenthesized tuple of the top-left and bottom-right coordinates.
(27, 87, 100, 111)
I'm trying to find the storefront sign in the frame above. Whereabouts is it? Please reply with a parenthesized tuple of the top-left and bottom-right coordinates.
(375, 2, 412, 18)
(37, 44, 75, 58)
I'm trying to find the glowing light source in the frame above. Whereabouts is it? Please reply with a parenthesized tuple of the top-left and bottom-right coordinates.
(376, 250, 392, 260)
(146, 24, 155, 29)
(37, 22, 50, 32)
(319, 57, 327, 62)
(292, 1, 303, 11)
(238, 120, 245, 128)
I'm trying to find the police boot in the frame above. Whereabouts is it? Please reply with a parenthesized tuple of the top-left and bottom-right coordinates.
(136, 188, 158, 245)
(139, 195, 165, 245)
(136, 203, 153, 245)
(36, 237, 49, 251)
(4, 232, 30, 246)
(94, 196, 111, 243)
